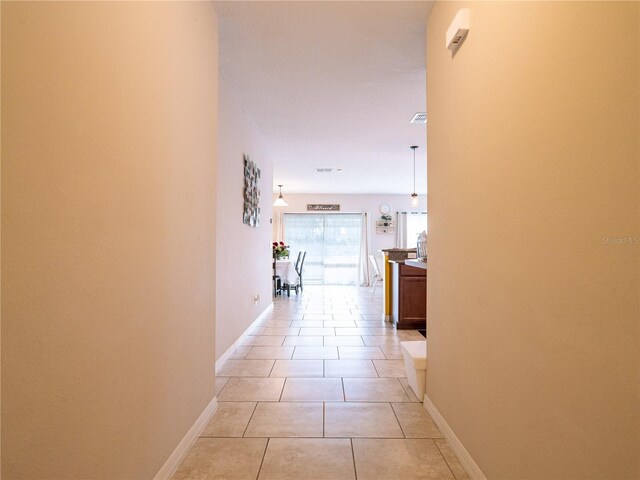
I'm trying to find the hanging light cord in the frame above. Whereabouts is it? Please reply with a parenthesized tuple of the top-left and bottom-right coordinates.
(410, 146, 418, 195)
(413, 148, 416, 194)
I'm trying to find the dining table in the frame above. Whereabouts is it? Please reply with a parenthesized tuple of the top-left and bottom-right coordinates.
(275, 258, 298, 286)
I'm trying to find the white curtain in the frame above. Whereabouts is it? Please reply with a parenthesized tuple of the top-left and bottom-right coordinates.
(395, 212, 407, 248)
(358, 213, 371, 287)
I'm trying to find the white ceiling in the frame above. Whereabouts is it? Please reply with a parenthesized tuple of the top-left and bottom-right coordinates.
(216, 1, 431, 194)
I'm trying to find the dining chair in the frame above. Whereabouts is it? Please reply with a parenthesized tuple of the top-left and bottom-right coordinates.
(369, 254, 382, 299)
(283, 251, 306, 296)
(294, 251, 303, 275)
(295, 251, 306, 292)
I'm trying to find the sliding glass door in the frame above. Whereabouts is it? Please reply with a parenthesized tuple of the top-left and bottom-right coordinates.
(283, 213, 362, 285)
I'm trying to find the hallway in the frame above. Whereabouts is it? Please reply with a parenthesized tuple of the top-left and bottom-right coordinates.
(173, 286, 467, 480)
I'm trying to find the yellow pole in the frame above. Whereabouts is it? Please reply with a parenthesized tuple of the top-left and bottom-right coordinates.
(383, 252, 391, 319)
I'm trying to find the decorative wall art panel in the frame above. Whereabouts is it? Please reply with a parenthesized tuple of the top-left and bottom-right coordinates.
(243, 154, 261, 227)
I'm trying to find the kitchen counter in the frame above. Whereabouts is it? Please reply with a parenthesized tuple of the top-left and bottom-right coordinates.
(380, 249, 417, 318)
(389, 260, 427, 330)
(404, 259, 427, 270)
(381, 248, 417, 262)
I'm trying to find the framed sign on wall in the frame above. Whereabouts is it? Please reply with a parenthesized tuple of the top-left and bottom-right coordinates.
(307, 204, 340, 211)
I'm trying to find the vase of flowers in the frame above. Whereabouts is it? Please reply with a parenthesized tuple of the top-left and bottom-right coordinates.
(272, 241, 290, 259)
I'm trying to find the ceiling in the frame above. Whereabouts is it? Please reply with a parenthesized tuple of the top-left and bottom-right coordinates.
(216, 1, 431, 194)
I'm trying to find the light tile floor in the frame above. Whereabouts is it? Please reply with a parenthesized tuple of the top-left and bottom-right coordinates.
(173, 285, 468, 480)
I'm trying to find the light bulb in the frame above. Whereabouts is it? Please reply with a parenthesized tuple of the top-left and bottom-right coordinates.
(273, 196, 288, 207)
(273, 184, 288, 207)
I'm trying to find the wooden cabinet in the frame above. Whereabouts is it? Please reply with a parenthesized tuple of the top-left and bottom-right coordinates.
(391, 261, 427, 330)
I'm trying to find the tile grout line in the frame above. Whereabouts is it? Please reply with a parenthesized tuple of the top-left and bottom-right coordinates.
(433, 438, 461, 480)
(389, 402, 408, 439)
(371, 359, 381, 378)
(242, 402, 260, 438)
(393, 376, 411, 402)
(380, 344, 389, 360)
(255, 437, 270, 480)
(323, 401, 326, 438)
(350, 438, 359, 480)
(278, 378, 287, 402)
(266, 359, 277, 377)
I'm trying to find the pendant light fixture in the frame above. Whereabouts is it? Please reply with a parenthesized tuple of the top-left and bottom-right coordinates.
(410, 146, 419, 208)
(273, 184, 288, 207)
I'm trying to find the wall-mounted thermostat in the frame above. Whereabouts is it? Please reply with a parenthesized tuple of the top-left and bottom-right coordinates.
(446, 9, 470, 55)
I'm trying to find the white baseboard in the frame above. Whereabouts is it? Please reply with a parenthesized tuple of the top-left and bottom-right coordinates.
(423, 394, 487, 480)
(153, 396, 218, 480)
(215, 302, 274, 373)
(153, 304, 274, 479)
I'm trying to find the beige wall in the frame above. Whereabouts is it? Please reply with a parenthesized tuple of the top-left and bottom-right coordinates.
(215, 78, 273, 360)
(426, 2, 639, 479)
(1, 2, 218, 478)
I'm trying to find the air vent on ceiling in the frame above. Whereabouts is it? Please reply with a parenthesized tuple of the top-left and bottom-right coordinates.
(410, 112, 427, 124)
(315, 168, 342, 173)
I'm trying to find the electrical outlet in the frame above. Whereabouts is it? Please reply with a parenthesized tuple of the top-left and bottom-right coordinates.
(253, 294, 261, 305)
